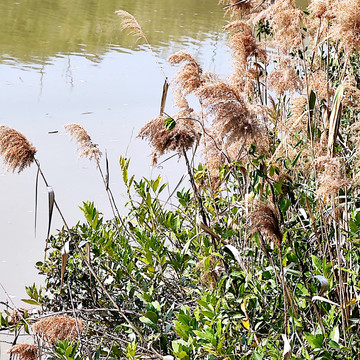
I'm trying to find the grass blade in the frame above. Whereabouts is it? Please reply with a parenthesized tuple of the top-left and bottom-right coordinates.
(327, 84, 344, 157)
(47, 186, 55, 240)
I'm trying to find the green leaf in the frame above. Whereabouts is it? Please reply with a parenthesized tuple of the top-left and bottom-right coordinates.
(305, 333, 324, 349)
(144, 310, 158, 324)
(330, 325, 340, 343)
(139, 316, 158, 330)
(21, 299, 41, 306)
(164, 117, 176, 130)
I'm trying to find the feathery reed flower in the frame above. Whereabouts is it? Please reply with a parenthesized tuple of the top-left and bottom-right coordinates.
(309, 69, 334, 101)
(329, 0, 360, 53)
(32, 315, 84, 343)
(0, 126, 36, 173)
(253, 0, 303, 53)
(115, 10, 146, 42)
(64, 123, 102, 162)
(268, 56, 302, 95)
(225, 21, 267, 67)
(168, 51, 205, 108)
(138, 110, 202, 165)
(219, 0, 271, 19)
(196, 79, 268, 151)
(287, 95, 308, 132)
(8, 308, 25, 325)
(313, 156, 350, 200)
(248, 201, 282, 247)
(225, 21, 267, 95)
(7, 344, 39, 360)
(308, 0, 332, 18)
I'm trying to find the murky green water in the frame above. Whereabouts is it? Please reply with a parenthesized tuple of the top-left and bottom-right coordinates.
(0, 0, 309, 334)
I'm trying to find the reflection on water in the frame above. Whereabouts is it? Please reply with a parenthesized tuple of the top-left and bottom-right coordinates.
(0, 0, 226, 68)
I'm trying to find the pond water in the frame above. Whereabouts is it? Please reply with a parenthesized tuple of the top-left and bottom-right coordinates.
(0, 0, 308, 344)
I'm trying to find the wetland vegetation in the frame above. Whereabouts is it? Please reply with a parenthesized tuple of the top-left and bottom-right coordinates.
(1, 0, 360, 359)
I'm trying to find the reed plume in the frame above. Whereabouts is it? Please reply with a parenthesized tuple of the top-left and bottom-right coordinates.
(7, 344, 39, 360)
(196, 79, 268, 152)
(138, 110, 201, 165)
(268, 56, 303, 96)
(225, 21, 267, 67)
(253, 0, 303, 53)
(329, 0, 360, 53)
(115, 10, 146, 42)
(219, 0, 271, 19)
(248, 200, 282, 247)
(0, 126, 36, 173)
(64, 123, 102, 163)
(32, 315, 84, 343)
(168, 51, 205, 109)
(308, 0, 331, 18)
(8, 308, 25, 325)
(309, 69, 334, 101)
(313, 156, 350, 200)
(225, 20, 267, 95)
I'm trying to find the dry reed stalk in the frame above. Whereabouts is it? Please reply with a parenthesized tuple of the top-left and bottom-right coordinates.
(0, 126, 36, 173)
(202, 131, 227, 188)
(7, 344, 39, 360)
(64, 123, 102, 163)
(32, 315, 84, 343)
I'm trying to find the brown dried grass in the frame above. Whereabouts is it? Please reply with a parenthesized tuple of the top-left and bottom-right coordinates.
(253, 0, 304, 53)
(138, 110, 202, 165)
(248, 201, 282, 247)
(7, 344, 39, 360)
(32, 315, 84, 343)
(64, 123, 102, 163)
(0, 126, 36, 173)
(115, 10, 146, 42)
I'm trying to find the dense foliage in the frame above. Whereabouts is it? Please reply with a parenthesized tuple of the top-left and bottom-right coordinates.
(2, 0, 360, 359)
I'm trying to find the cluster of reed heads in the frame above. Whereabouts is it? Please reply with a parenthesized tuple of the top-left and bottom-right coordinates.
(133, 0, 360, 204)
